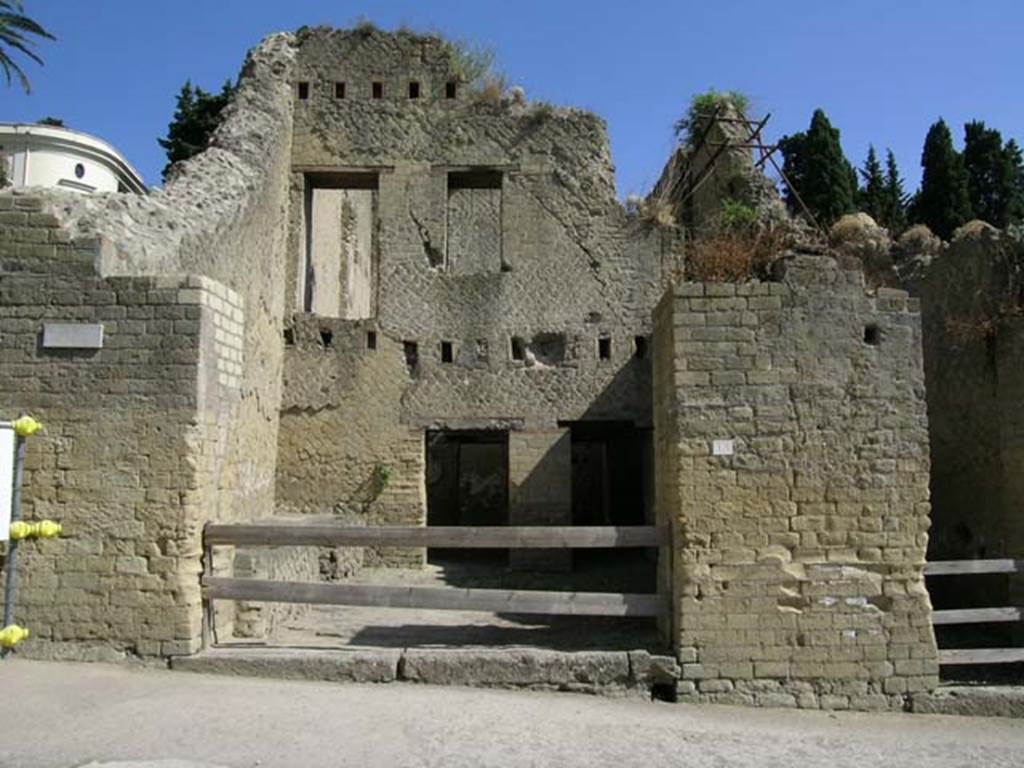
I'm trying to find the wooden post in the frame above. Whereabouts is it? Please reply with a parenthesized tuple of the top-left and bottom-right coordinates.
(201, 539, 214, 650)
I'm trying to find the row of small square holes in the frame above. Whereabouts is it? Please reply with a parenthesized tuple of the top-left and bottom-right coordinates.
(302, 331, 647, 361)
(297, 80, 457, 100)
(292, 329, 876, 356)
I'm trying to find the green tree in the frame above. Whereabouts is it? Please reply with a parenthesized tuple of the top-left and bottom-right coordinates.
(0, 1, 54, 93)
(778, 108, 858, 227)
(962, 121, 1024, 228)
(963, 120, 1007, 227)
(858, 145, 886, 224)
(913, 118, 972, 239)
(881, 149, 908, 234)
(158, 79, 235, 181)
(1003, 139, 1024, 226)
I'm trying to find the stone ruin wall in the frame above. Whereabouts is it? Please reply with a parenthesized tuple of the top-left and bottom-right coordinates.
(275, 28, 670, 553)
(0, 25, 955, 704)
(910, 224, 1024, 612)
(653, 255, 938, 709)
(0, 33, 298, 657)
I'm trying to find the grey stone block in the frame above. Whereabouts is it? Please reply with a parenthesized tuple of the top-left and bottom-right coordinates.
(911, 686, 1024, 718)
(171, 647, 401, 683)
(399, 648, 632, 690)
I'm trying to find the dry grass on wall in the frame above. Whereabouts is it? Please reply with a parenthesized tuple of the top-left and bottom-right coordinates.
(681, 226, 790, 283)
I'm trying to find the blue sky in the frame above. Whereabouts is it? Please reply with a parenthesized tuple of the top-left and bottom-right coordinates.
(5, 1, 1023, 195)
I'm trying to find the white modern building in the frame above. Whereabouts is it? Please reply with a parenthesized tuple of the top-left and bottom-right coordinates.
(0, 123, 146, 194)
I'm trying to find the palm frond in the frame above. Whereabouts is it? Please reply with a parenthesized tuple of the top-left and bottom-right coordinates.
(0, 30, 45, 65)
(0, 1, 54, 93)
(0, 12, 55, 40)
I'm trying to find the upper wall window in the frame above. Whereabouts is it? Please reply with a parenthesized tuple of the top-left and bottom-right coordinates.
(409, 81, 421, 99)
(446, 170, 503, 276)
(445, 81, 457, 99)
(372, 81, 383, 99)
(297, 81, 310, 100)
(334, 82, 346, 99)
(303, 172, 379, 320)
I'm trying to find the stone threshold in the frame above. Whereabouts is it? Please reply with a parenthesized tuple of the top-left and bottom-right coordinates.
(911, 685, 1024, 718)
(170, 646, 681, 698)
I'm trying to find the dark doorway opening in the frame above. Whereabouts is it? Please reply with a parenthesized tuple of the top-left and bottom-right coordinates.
(563, 420, 656, 591)
(426, 429, 509, 565)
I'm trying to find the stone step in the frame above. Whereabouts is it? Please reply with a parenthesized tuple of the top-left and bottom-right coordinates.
(170, 646, 680, 696)
(171, 646, 401, 683)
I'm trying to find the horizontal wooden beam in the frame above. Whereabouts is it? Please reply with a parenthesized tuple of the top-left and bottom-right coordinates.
(205, 524, 669, 549)
(202, 577, 669, 618)
(938, 648, 1024, 665)
(932, 607, 1022, 625)
(925, 559, 1024, 576)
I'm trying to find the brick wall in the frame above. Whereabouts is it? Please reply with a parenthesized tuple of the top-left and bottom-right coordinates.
(0, 198, 248, 656)
(653, 254, 938, 710)
(0, 33, 297, 659)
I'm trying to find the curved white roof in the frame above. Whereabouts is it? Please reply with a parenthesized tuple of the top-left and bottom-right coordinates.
(0, 122, 146, 193)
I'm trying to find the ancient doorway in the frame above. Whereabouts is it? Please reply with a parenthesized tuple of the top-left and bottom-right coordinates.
(564, 420, 656, 591)
(425, 429, 509, 564)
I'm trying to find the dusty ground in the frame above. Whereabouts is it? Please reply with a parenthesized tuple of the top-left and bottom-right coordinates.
(2, 659, 1023, 768)
(251, 553, 664, 651)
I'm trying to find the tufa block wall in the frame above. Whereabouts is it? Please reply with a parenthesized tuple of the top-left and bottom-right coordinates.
(911, 225, 1024, 610)
(276, 27, 669, 534)
(653, 254, 938, 710)
(0, 32, 298, 657)
(276, 315, 426, 566)
(0, 197, 245, 656)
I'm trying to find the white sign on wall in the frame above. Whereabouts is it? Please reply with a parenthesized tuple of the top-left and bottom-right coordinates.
(712, 439, 735, 456)
(0, 424, 14, 541)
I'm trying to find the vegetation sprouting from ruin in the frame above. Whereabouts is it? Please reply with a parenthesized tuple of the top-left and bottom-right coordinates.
(674, 89, 750, 146)
(682, 198, 790, 283)
(442, 37, 502, 92)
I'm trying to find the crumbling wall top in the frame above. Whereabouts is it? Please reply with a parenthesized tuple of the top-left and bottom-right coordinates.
(22, 32, 297, 279)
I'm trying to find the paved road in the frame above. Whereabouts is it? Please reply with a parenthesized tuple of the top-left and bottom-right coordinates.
(2, 659, 1023, 768)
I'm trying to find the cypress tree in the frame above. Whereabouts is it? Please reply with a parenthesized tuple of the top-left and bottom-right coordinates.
(858, 145, 886, 224)
(915, 118, 972, 239)
(778, 108, 858, 227)
(963, 120, 1007, 227)
(882, 149, 908, 234)
(158, 79, 236, 181)
(1003, 139, 1024, 226)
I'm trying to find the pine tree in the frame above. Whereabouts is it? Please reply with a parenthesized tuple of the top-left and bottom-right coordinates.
(882, 149, 908, 234)
(858, 145, 886, 224)
(778, 108, 858, 227)
(158, 79, 236, 181)
(914, 118, 972, 239)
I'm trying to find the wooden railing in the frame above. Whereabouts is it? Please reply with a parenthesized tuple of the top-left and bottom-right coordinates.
(924, 559, 1024, 665)
(201, 523, 671, 648)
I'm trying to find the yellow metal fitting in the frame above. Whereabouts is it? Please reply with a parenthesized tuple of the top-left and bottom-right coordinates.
(0, 625, 29, 648)
(12, 416, 42, 438)
(9, 520, 62, 540)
